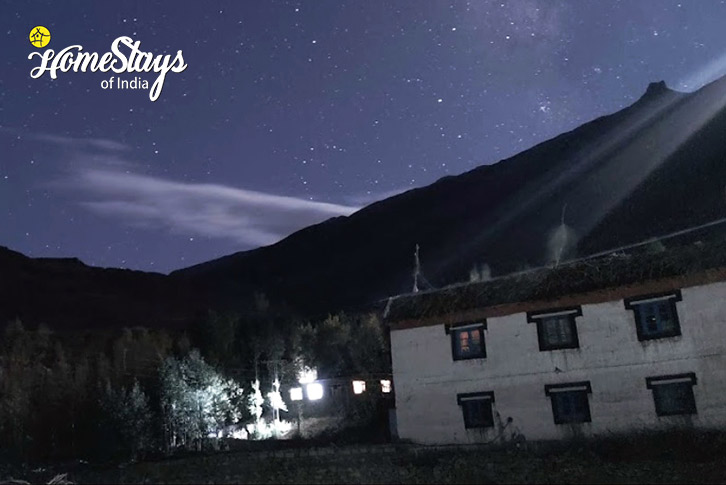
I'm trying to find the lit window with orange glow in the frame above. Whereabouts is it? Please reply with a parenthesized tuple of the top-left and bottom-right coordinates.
(448, 323, 486, 361)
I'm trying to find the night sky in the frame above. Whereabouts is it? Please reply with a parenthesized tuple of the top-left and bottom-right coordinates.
(2, 1, 726, 273)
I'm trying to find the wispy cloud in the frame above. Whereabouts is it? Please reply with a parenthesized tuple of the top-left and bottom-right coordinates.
(11, 127, 361, 248)
(0, 127, 129, 151)
(34, 133, 130, 151)
(71, 169, 360, 247)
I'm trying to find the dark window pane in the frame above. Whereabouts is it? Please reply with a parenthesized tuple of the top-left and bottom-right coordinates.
(636, 300, 679, 339)
(557, 318, 572, 342)
(545, 316, 571, 345)
(658, 302, 676, 332)
(551, 390, 591, 424)
(652, 382, 696, 416)
(468, 329, 482, 355)
(539, 315, 577, 349)
(645, 305, 659, 332)
(544, 318, 560, 343)
(461, 399, 494, 428)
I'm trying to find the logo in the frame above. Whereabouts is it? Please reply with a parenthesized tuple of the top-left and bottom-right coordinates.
(27, 31, 187, 102)
(29, 26, 51, 48)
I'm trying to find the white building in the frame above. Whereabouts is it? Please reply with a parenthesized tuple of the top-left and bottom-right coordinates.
(385, 248, 726, 444)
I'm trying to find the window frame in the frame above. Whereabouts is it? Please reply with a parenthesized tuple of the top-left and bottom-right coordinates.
(445, 321, 487, 361)
(456, 391, 495, 429)
(527, 306, 582, 351)
(544, 381, 592, 425)
(624, 290, 682, 341)
(646, 372, 697, 417)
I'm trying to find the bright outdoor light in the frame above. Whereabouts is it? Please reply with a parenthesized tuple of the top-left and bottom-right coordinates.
(380, 379, 392, 393)
(352, 380, 366, 395)
(289, 387, 303, 401)
(306, 382, 324, 401)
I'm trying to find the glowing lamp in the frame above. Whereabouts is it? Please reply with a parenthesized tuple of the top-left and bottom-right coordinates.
(306, 382, 324, 401)
(352, 380, 366, 395)
(380, 379, 392, 393)
(290, 387, 303, 401)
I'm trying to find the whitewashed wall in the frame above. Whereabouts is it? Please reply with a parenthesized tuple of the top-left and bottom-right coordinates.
(390, 280, 726, 444)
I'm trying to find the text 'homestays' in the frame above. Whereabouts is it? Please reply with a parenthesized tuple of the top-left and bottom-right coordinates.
(28, 36, 187, 101)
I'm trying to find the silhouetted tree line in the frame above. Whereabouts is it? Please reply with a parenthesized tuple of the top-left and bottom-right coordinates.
(195, 294, 389, 382)
(0, 319, 184, 462)
(0, 294, 389, 464)
(195, 295, 392, 429)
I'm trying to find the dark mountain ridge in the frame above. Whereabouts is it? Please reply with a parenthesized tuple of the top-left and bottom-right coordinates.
(3, 76, 726, 328)
(172, 76, 726, 316)
(0, 245, 202, 330)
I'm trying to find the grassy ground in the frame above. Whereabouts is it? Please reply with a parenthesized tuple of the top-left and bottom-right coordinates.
(6, 431, 726, 484)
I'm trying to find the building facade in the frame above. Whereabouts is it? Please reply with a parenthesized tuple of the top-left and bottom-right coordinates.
(387, 261, 726, 444)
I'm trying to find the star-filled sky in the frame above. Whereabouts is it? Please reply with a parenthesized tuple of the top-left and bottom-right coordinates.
(2, 0, 726, 273)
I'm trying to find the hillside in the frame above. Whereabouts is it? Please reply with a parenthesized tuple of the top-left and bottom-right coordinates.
(171, 77, 726, 317)
(3, 76, 726, 328)
(0, 245, 201, 330)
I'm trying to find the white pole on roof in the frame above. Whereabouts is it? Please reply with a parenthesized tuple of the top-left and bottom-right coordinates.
(413, 244, 420, 293)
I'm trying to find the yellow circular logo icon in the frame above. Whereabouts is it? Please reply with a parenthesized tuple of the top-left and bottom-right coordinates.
(29, 26, 51, 48)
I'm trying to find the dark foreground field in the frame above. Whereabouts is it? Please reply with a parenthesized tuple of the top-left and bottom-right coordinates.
(5, 432, 726, 484)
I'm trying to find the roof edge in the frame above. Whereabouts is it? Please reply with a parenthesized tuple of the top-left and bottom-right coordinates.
(390, 266, 726, 331)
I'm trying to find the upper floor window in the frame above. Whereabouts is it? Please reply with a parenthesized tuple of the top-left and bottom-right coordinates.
(527, 307, 582, 351)
(446, 321, 486, 360)
(545, 381, 592, 425)
(457, 391, 495, 429)
(624, 291, 682, 341)
(646, 373, 697, 417)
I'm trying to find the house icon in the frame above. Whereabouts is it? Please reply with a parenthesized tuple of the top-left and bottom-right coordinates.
(29, 26, 51, 48)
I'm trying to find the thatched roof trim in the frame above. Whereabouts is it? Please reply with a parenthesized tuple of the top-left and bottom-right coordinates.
(390, 267, 726, 331)
(386, 241, 726, 330)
